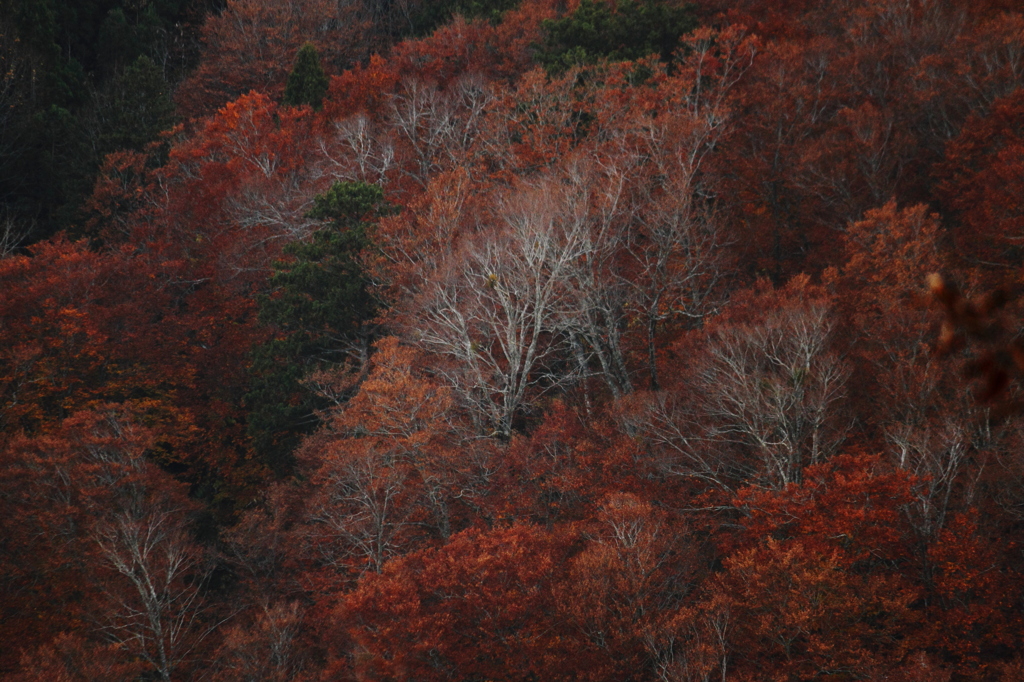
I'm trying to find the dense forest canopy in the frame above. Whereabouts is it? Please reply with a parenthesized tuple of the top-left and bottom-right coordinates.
(3, 0, 1024, 679)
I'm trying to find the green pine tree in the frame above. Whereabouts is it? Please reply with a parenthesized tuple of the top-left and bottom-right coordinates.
(537, 0, 697, 74)
(98, 55, 175, 153)
(409, 0, 521, 37)
(246, 182, 387, 476)
(283, 42, 329, 109)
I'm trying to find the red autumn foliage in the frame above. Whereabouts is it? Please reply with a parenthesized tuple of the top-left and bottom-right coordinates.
(339, 523, 577, 680)
(715, 452, 921, 679)
(5, 0, 1024, 678)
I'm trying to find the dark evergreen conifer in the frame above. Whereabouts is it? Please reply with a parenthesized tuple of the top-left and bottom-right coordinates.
(538, 0, 697, 74)
(99, 55, 175, 153)
(283, 42, 329, 109)
(246, 182, 386, 476)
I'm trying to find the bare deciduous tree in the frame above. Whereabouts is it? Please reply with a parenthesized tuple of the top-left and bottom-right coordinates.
(0, 209, 31, 258)
(554, 158, 637, 399)
(74, 413, 217, 682)
(413, 179, 588, 437)
(94, 507, 212, 682)
(630, 154, 726, 390)
(213, 600, 304, 682)
(388, 75, 495, 187)
(307, 444, 412, 574)
(615, 389, 736, 495)
(318, 113, 395, 185)
(701, 301, 849, 489)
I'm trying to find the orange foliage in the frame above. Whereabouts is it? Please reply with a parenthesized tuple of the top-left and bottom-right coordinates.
(715, 453, 920, 679)
(340, 524, 577, 680)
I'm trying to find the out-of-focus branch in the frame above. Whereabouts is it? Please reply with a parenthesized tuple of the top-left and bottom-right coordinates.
(930, 272, 1024, 411)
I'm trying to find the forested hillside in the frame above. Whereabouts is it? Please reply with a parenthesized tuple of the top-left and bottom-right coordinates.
(3, 0, 1024, 679)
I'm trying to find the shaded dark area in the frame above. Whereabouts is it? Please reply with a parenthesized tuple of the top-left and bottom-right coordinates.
(408, 0, 523, 36)
(0, 0, 214, 245)
(538, 0, 697, 73)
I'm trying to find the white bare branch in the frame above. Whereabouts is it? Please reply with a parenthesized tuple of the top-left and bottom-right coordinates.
(701, 303, 849, 489)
